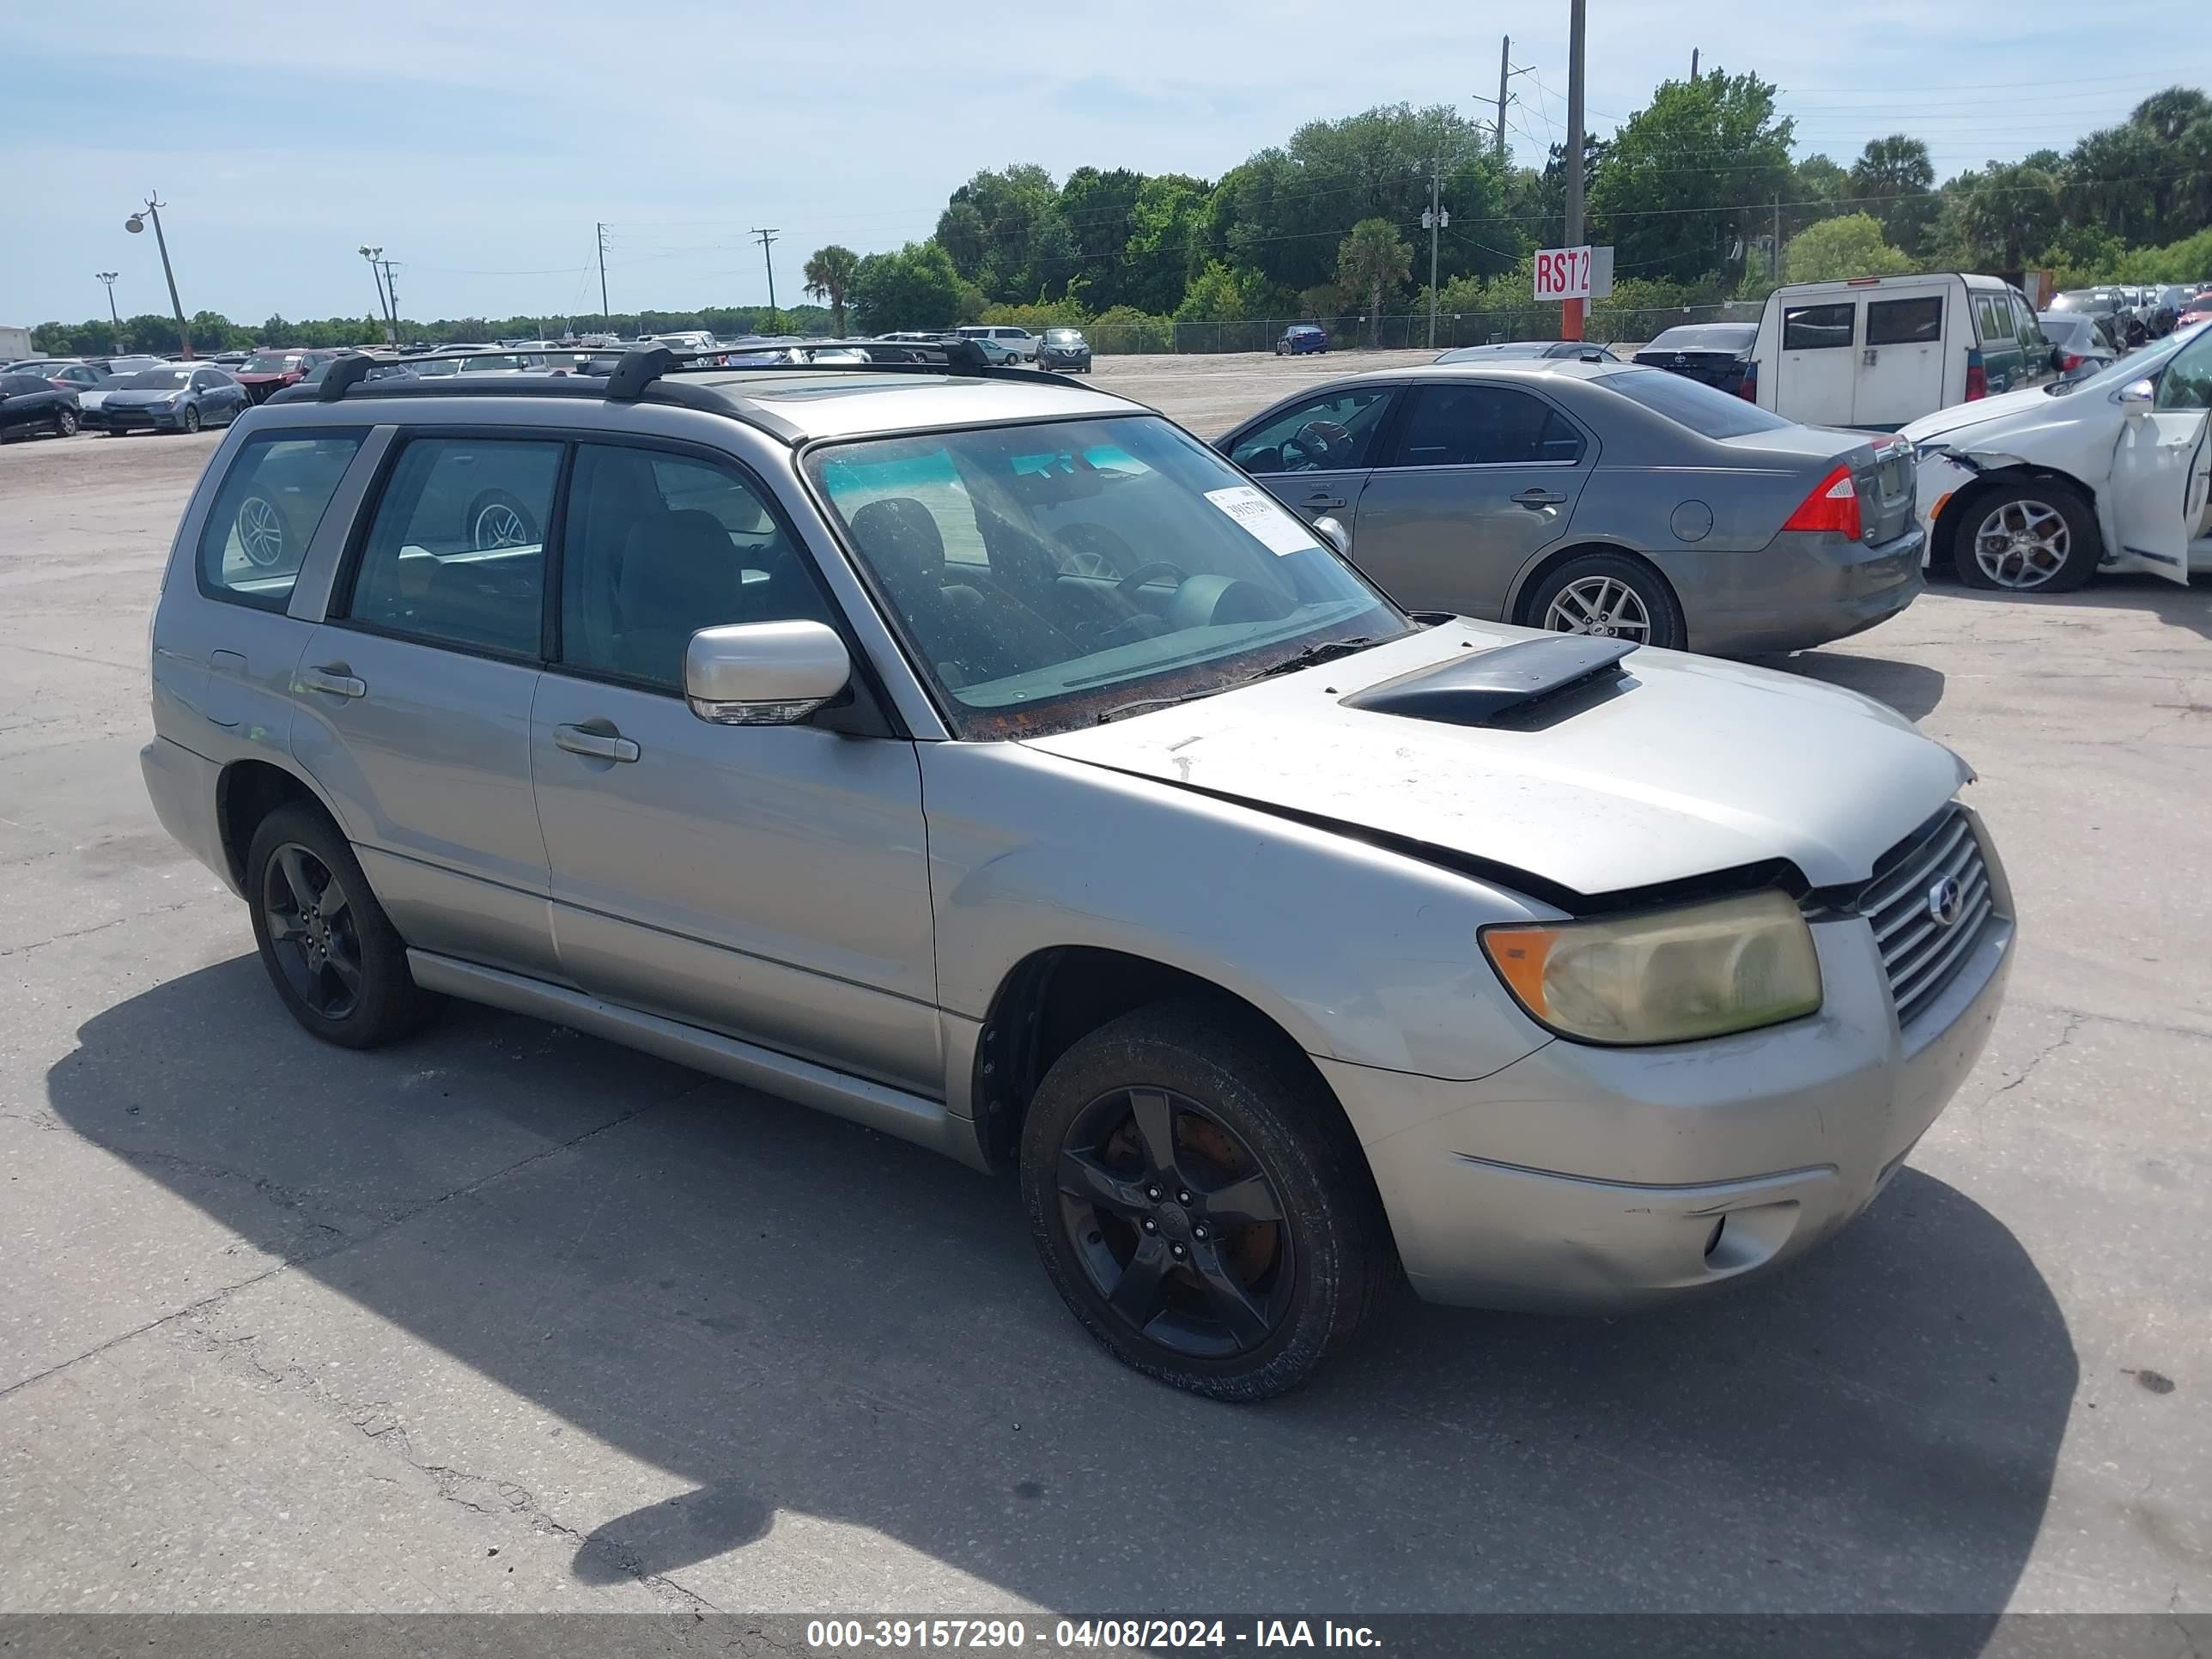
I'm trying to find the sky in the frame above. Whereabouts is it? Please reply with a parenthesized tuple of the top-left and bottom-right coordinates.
(5, 1, 2210, 329)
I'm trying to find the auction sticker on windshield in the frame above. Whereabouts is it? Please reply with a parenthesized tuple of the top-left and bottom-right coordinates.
(1205, 485, 1321, 556)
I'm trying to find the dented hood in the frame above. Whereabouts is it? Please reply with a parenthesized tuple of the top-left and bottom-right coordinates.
(1024, 624, 1968, 898)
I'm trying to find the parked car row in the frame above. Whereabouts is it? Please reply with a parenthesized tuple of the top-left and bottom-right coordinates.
(0, 353, 261, 440)
(143, 340, 2016, 1400)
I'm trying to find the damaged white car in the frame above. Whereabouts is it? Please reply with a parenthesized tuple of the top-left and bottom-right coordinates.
(1906, 321, 2212, 592)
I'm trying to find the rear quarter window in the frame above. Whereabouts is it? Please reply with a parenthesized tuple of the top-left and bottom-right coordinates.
(197, 433, 367, 611)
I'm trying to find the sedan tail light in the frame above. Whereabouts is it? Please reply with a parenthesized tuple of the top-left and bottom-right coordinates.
(1783, 463, 1863, 539)
(1737, 359, 1758, 402)
(1965, 347, 1988, 401)
(2061, 352, 2083, 374)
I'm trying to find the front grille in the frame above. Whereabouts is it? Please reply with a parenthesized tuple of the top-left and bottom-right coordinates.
(1859, 808, 1996, 1026)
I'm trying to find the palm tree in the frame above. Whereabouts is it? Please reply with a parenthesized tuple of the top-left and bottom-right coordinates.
(803, 246, 860, 336)
(1334, 219, 1412, 348)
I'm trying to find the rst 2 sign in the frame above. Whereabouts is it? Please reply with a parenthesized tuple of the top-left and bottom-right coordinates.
(1534, 246, 1594, 301)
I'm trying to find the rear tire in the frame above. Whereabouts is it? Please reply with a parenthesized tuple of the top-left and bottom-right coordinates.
(1520, 550, 1687, 652)
(246, 803, 431, 1049)
(52, 406, 77, 438)
(1950, 480, 2100, 592)
(1020, 1000, 1388, 1401)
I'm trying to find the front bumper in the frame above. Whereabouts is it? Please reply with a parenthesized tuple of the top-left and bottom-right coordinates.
(1324, 831, 2014, 1312)
(1670, 525, 1926, 656)
(1039, 353, 1091, 369)
(103, 408, 182, 430)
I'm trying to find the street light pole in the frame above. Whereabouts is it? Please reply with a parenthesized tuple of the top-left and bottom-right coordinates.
(95, 272, 123, 353)
(124, 195, 192, 359)
(359, 246, 397, 346)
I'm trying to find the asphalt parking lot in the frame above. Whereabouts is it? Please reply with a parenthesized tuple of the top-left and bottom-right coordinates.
(1, 352, 2208, 1623)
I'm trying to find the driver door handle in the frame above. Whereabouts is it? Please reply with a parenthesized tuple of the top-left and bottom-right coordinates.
(1514, 487, 1568, 509)
(553, 721, 641, 763)
(298, 665, 366, 699)
(1302, 494, 1348, 511)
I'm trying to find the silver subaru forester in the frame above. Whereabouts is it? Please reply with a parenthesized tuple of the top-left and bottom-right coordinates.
(142, 343, 2013, 1399)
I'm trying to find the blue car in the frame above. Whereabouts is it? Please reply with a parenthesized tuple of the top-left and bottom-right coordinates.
(1274, 324, 1328, 356)
(99, 363, 251, 435)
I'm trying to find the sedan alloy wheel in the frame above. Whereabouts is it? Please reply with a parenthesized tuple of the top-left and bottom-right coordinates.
(1971, 497, 2071, 590)
(1542, 574, 1653, 642)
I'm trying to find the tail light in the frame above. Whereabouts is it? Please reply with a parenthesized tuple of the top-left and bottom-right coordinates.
(1965, 348, 1988, 401)
(1783, 463, 1863, 539)
(2061, 352, 2083, 373)
(1737, 359, 1758, 402)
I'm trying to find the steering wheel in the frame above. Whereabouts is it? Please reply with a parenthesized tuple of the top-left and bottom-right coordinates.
(1113, 560, 1189, 601)
(1054, 521, 1134, 579)
(1282, 419, 1351, 469)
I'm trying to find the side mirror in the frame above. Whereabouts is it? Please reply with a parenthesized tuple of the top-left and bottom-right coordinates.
(1312, 514, 1352, 556)
(2117, 378, 2156, 410)
(684, 619, 850, 726)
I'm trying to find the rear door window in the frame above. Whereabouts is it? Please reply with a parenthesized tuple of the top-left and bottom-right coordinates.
(1386, 384, 1583, 466)
(343, 436, 562, 659)
(1868, 295, 1943, 347)
(197, 433, 367, 610)
(1782, 303, 1856, 350)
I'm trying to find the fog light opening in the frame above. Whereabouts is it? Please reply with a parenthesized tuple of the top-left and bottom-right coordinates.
(1704, 1217, 1728, 1260)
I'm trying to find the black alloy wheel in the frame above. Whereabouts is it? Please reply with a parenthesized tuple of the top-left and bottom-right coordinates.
(246, 802, 431, 1048)
(261, 840, 363, 1020)
(1021, 1000, 1387, 1400)
(1056, 1084, 1297, 1358)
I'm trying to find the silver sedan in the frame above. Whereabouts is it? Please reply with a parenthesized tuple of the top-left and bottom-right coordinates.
(1219, 360, 1925, 656)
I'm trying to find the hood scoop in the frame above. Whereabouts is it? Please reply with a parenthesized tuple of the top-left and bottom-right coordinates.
(1340, 635, 1637, 727)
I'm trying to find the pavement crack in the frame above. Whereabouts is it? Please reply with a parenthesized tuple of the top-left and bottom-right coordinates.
(1988, 1013, 2081, 1101)
(0, 895, 222, 958)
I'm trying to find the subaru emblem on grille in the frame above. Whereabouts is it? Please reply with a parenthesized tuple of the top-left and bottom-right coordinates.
(1926, 875, 1966, 928)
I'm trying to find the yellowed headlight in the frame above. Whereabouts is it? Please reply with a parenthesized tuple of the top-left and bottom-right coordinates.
(1481, 890, 1823, 1046)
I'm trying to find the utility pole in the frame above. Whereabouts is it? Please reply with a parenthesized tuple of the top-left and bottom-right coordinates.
(95, 272, 122, 352)
(1771, 196, 1782, 281)
(595, 222, 611, 327)
(1561, 0, 1587, 342)
(124, 193, 191, 359)
(751, 228, 781, 322)
(380, 261, 401, 341)
(1691, 47, 1698, 78)
(1421, 157, 1446, 350)
(1493, 35, 1512, 162)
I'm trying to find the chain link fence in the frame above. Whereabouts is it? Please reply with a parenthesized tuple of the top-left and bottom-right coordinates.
(1085, 302, 1761, 357)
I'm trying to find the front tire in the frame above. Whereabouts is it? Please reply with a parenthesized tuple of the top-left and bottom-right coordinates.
(467, 489, 537, 550)
(246, 803, 430, 1049)
(1020, 1000, 1388, 1401)
(52, 406, 77, 437)
(182, 404, 201, 434)
(1951, 480, 2099, 592)
(1521, 550, 1687, 651)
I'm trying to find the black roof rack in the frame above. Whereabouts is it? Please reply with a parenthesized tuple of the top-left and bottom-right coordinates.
(274, 335, 1115, 428)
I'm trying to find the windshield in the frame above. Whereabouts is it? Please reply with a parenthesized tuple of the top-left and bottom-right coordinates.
(120, 368, 192, 389)
(1044, 329, 1085, 343)
(240, 353, 301, 373)
(807, 415, 1410, 739)
(1595, 366, 1795, 437)
(2060, 322, 2205, 396)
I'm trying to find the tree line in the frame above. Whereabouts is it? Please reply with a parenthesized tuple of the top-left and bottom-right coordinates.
(32, 73, 2212, 355)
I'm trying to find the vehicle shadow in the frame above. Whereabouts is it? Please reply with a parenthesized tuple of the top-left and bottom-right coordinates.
(46, 959, 2076, 1625)
(1763, 651, 1948, 721)
(1936, 570, 2212, 644)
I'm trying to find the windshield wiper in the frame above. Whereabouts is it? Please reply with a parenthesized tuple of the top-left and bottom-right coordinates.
(1250, 635, 1381, 680)
(1095, 689, 1220, 726)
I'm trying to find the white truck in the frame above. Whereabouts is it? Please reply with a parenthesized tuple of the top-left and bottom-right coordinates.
(0, 325, 33, 363)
